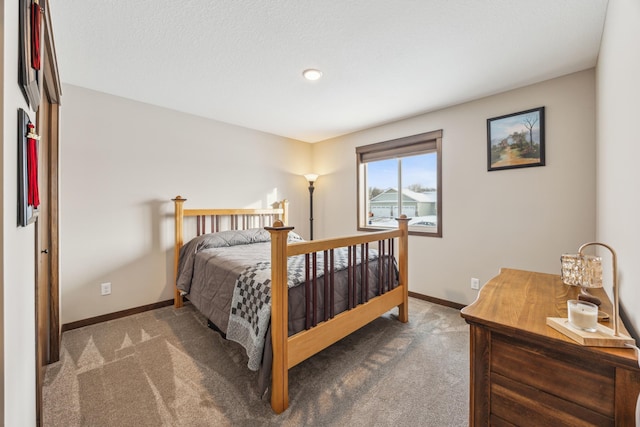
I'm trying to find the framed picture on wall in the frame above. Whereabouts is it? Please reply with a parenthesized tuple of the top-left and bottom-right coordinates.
(18, 108, 39, 227)
(19, 0, 42, 111)
(487, 106, 545, 171)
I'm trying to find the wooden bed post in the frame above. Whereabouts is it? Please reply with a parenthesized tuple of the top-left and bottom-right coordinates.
(397, 215, 409, 323)
(265, 220, 295, 414)
(173, 196, 186, 308)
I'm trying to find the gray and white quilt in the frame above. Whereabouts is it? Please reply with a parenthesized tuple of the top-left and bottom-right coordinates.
(177, 228, 395, 371)
(226, 245, 380, 370)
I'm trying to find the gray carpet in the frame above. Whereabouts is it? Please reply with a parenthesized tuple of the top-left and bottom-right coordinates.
(43, 298, 469, 426)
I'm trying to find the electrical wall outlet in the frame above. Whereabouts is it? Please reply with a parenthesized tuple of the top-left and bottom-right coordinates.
(101, 282, 111, 296)
(471, 278, 480, 290)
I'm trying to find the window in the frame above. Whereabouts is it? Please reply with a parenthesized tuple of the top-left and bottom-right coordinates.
(356, 130, 442, 237)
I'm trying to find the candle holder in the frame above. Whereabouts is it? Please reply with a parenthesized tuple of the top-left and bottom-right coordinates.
(547, 242, 635, 347)
(567, 299, 598, 332)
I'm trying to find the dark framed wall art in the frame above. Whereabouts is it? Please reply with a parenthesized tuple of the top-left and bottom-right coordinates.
(19, 0, 42, 111)
(487, 106, 545, 171)
(18, 108, 40, 226)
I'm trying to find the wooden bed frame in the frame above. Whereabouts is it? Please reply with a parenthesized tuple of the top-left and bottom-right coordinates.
(172, 195, 409, 413)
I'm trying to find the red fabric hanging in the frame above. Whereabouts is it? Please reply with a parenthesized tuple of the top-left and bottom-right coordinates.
(26, 122, 40, 208)
(31, 0, 42, 70)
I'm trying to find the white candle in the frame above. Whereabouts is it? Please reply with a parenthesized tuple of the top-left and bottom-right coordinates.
(568, 300, 598, 332)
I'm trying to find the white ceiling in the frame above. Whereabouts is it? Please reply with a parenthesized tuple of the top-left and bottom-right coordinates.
(49, 0, 608, 143)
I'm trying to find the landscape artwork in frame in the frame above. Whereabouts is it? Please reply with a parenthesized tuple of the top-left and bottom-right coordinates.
(487, 107, 545, 171)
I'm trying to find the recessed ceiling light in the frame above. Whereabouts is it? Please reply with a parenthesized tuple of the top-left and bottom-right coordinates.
(302, 69, 323, 81)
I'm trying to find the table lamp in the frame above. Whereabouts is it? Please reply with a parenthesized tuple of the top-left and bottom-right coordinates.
(546, 242, 634, 347)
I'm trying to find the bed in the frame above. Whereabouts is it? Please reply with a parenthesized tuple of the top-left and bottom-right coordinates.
(172, 195, 409, 413)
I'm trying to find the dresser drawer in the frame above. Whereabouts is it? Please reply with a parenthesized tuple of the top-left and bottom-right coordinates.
(491, 372, 613, 426)
(491, 333, 615, 419)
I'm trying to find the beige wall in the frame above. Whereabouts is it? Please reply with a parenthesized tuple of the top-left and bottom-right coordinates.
(4, 2, 638, 422)
(59, 85, 312, 324)
(597, 0, 640, 337)
(312, 70, 597, 306)
(2, 1, 38, 424)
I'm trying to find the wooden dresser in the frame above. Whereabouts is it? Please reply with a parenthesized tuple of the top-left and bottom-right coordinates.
(460, 268, 640, 426)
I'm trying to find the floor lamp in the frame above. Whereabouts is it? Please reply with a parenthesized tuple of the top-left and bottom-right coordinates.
(304, 174, 319, 240)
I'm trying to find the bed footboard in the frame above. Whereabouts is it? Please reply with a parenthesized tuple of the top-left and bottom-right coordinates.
(266, 217, 409, 414)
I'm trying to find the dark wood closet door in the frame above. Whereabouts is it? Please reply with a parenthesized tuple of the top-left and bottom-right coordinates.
(34, 74, 49, 427)
(34, 81, 61, 426)
(35, 87, 51, 371)
(35, 1, 62, 424)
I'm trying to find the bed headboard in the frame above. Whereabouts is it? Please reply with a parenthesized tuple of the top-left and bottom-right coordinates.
(172, 195, 288, 307)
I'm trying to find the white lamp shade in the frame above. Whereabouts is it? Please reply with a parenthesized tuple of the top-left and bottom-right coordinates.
(304, 174, 319, 183)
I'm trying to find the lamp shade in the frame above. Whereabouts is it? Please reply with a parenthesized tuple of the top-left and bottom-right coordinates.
(560, 254, 603, 288)
(304, 174, 319, 183)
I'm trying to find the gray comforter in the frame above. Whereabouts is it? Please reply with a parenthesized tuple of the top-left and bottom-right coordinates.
(177, 228, 396, 374)
(177, 229, 285, 336)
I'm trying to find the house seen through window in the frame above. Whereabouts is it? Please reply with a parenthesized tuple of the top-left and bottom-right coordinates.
(356, 130, 442, 237)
